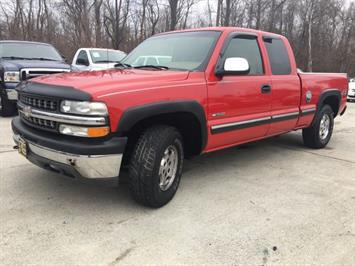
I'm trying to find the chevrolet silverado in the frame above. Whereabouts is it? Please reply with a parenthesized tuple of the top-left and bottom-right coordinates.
(12, 27, 348, 207)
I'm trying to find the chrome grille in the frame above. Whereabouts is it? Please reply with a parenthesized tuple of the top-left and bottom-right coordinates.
(20, 94, 58, 111)
(20, 112, 57, 130)
(20, 68, 70, 80)
(17, 92, 106, 134)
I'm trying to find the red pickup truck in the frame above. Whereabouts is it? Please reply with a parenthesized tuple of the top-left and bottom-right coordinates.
(12, 27, 348, 207)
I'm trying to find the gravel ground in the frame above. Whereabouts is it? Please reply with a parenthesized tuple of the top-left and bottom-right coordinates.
(1, 104, 355, 265)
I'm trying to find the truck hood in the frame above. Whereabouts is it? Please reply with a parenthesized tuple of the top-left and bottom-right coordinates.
(33, 68, 190, 97)
(0, 59, 70, 71)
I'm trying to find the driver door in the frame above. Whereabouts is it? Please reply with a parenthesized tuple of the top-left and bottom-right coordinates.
(207, 33, 272, 150)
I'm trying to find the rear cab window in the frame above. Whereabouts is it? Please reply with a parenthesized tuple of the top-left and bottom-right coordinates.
(263, 37, 291, 75)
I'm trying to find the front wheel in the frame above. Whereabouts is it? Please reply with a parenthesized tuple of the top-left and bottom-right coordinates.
(302, 105, 334, 149)
(129, 125, 184, 208)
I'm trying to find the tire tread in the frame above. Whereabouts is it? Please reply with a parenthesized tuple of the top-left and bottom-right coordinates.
(302, 105, 334, 149)
(129, 125, 182, 207)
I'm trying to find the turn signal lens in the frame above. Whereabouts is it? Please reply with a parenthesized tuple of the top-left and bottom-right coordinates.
(59, 124, 110, 137)
(87, 127, 110, 137)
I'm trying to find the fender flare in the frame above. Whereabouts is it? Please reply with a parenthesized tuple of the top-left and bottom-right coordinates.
(317, 89, 341, 115)
(116, 100, 208, 151)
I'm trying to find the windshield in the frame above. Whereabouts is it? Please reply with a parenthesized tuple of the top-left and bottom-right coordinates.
(90, 49, 126, 63)
(122, 31, 221, 71)
(0, 42, 63, 61)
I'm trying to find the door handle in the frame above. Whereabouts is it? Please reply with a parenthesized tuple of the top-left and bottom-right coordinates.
(261, 84, 272, 94)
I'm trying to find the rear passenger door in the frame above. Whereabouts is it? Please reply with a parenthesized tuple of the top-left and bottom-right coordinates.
(263, 36, 300, 135)
(207, 33, 272, 150)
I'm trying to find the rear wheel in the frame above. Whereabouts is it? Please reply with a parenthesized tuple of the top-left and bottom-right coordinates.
(302, 105, 334, 149)
(129, 125, 184, 208)
(0, 93, 17, 117)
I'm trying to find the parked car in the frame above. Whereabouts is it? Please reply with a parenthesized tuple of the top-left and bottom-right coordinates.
(348, 78, 355, 102)
(0, 40, 71, 116)
(71, 48, 126, 71)
(12, 27, 348, 207)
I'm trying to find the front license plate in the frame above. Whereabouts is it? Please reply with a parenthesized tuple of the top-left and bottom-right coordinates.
(18, 137, 28, 157)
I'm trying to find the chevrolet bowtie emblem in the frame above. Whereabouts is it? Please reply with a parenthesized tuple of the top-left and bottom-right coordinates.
(23, 105, 32, 118)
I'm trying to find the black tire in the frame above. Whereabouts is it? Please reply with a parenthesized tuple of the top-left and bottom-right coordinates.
(302, 105, 334, 149)
(0, 93, 17, 117)
(129, 125, 184, 208)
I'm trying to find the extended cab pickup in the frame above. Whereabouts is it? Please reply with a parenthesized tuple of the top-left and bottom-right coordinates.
(0, 41, 71, 116)
(12, 27, 348, 207)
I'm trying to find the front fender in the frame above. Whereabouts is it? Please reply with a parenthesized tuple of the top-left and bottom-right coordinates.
(116, 100, 208, 150)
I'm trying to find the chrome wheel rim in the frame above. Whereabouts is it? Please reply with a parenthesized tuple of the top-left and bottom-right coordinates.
(319, 113, 330, 140)
(159, 145, 179, 191)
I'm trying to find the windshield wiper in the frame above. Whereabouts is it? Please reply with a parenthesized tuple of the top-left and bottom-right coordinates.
(133, 65, 169, 70)
(30, 57, 58, 61)
(1, 56, 29, 60)
(114, 62, 132, 68)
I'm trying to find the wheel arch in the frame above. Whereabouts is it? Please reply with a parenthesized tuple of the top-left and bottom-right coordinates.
(317, 89, 341, 117)
(116, 100, 208, 161)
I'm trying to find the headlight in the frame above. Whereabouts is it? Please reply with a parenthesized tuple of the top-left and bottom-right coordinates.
(4, 71, 20, 82)
(60, 100, 108, 116)
(59, 124, 110, 137)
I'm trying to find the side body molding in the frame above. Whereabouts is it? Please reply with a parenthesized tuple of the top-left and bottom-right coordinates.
(116, 100, 208, 151)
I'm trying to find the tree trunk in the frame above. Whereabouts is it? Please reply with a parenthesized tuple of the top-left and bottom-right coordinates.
(94, 0, 103, 47)
(216, 0, 222, 26)
(224, 0, 231, 26)
(169, 0, 178, 30)
(307, 4, 313, 72)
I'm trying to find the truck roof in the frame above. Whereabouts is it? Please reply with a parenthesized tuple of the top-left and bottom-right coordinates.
(0, 40, 52, 46)
(158, 26, 283, 38)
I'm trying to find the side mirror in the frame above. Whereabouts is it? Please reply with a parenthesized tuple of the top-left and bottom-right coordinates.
(216, 57, 250, 76)
(77, 58, 89, 66)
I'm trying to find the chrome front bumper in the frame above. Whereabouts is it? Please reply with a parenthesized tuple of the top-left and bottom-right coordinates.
(13, 134, 123, 179)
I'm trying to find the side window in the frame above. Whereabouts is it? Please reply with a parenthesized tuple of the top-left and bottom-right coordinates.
(223, 36, 264, 75)
(263, 37, 291, 75)
(76, 50, 89, 65)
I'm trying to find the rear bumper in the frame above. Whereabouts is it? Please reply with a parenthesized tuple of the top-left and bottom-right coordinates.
(12, 117, 127, 179)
